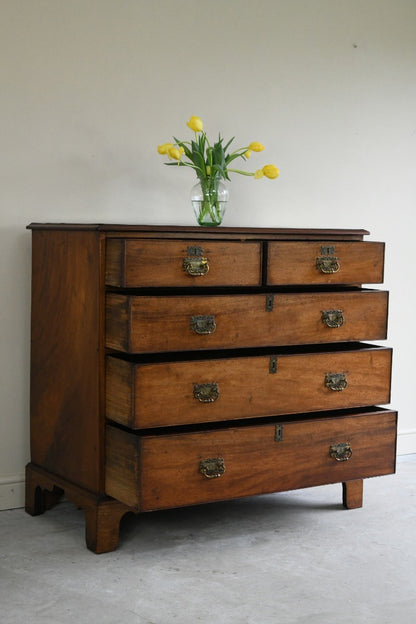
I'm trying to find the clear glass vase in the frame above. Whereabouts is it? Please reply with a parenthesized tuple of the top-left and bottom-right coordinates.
(191, 177, 229, 226)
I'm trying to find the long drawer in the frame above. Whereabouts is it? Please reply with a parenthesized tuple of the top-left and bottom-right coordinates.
(267, 241, 385, 285)
(106, 238, 262, 287)
(105, 408, 397, 511)
(106, 290, 388, 353)
(106, 344, 392, 428)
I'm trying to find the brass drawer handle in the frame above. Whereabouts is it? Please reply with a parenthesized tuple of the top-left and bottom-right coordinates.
(330, 442, 353, 462)
(200, 457, 225, 479)
(321, 309, 344, 328)
(193, 383, 219, 403)
(316, 256, 340, 274)
(325, 373, 348, 391)
(183, 256, 209, 276)
(190, 315, 216, 335)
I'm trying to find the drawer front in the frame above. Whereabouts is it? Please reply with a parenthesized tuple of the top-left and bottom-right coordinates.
(105, 409, 397, 511)
(267, 241, 385, 285)
(106, 290, 388, 353)
(106, 238, 262, 287)
(106, 346, 392, 428)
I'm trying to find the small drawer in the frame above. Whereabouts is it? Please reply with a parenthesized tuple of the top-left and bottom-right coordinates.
(267, 241, 385, 285)
(106, 238, 262, 287)
(105, 289, 388, 354)
(106, 344, 392, 428)
(105, 408, 397, 511)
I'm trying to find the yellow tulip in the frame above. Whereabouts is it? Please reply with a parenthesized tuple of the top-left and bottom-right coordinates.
(248, 141, 264, 152)
(254, 169, 264, 179)
(244, 150, 251, 159)
(186, 116, 203, 132)
(262, 164, 279, 179)
(157, 142, 173, 155)
(167, 146, 182, 160)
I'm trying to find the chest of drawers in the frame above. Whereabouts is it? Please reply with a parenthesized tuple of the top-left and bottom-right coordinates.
(25, 225, 397, 553)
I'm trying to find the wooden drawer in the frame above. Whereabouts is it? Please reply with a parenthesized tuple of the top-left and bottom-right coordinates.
(267, 241, 385, 285)
(106, 238, 262, 287)
(106, 344, 392, 428)
(106, 289, 388, 353)
(105, 408, 397, 511)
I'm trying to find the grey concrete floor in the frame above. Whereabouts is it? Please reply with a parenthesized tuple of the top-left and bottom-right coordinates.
(1, 455, 415, 624)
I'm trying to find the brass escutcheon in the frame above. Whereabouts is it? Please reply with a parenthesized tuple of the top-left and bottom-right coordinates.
(190, 315, 216, 335)
(325, 372, 348, 392)
(321, 309, 344, 328)
(321, 245, 335, 256)
(199, 457, 225, 479)
(316, 256, 340, 274)
(330, 442, 353, 462)
(193, 382, 220, 403)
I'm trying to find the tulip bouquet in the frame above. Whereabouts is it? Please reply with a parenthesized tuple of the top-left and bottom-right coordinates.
(158, 115, 279, 225)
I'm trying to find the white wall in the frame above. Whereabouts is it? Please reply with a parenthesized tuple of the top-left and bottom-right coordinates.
(1, 0, 415, 509)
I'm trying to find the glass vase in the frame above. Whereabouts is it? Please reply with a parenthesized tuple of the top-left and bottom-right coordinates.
(191, 177, 229, 226)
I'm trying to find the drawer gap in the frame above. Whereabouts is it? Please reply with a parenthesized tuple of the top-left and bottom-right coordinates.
(107, 406, 394, 437)
(106, 342, 386, 364)
(105, 284, 367, 296)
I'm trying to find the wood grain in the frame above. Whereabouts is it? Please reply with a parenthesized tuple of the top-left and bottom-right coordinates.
(106, 290, 388, 353)
(106, 238, 262, 287)
(105, 346, 392, 428)
(29, 223, 369, 240)
(342, 479, 364, 508)
(27, 224, 396, 552)
(267, 241, 385, 285)
(104, 409, 397, 511)
(30, 229, 105, 492)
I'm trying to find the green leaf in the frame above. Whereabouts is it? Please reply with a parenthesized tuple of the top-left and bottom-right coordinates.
(223, 136, 235, 152)
(173, 136, 193, 160)
(225, 153, 240, 165)
(192, 150, 206, 173)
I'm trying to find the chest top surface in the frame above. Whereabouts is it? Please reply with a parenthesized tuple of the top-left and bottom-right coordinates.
(27, 223, 370, 241)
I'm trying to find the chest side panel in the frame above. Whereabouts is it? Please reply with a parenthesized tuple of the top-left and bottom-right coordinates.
(30, 229, 104, 492)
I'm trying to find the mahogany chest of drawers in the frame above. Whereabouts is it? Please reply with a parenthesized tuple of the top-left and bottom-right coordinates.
(25, 225, 397, 553)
